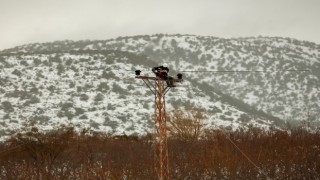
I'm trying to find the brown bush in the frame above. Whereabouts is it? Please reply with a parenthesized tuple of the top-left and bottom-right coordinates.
(0, 127, 319, 179)
(167, 106, 206, 141)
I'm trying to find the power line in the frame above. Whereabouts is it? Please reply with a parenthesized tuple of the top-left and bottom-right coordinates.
(217, 127, 271, 179)
(179, 69, 311, 73)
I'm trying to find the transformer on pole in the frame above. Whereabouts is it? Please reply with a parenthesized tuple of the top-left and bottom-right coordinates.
(135, 69, 183, 180)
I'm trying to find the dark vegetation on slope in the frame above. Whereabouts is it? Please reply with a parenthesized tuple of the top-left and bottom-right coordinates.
(0, 49, 155, 67)
(185, 76, 285, 127)
(0, 126, 319, 179)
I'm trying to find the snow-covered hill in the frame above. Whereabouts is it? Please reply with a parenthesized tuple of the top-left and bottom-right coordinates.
(1, 34, 320, 139)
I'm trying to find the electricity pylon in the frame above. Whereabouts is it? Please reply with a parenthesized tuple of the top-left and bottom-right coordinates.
(135, 70, 183, 180)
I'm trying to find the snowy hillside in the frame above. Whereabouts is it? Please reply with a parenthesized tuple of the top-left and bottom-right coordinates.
(1, 34, 320, 138)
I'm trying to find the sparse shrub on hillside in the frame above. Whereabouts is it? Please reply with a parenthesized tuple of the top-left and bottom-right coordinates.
(79, 93, 89, 101)
(12, 69, 22, 77)
(143, 102, 149, 109)
(117, 115, 127, 123)
(93, 55, 100, 60)
(20, 60, 28, 66)
(97, 82, 109, 92)
(127, 84, 135, 91)
(49, 54, 62, 63)
(33, 58, 42, 66)
(5, 89, 29, 99)
(170, 99, 184, 107)
(65, 58, 73, 66)
(1, 101, 14, 113)
(76, 86, 82, 93)
(94, 93, 104, 102)
(107, 104, 116, 110)
(112, 83, 126, 94)
(83, 83, 93, 92)
(74, 108, 85, 116)
(70, 65, 78, 72)
(58, 102, 76, 119)
(0, 130, 7, 136)
(224, 111, 232, 116)
(42, 60, 51, 66)
(29, 86, 40, 95)
(126, 125, 135, 131)
(171, 39, 178, 48)
(239, 114, 251, 123)
(79, 114, 88, 119)
(60, 102, 73, 111)
(35, 71, 45, 80)
(104, 117, 118, 129)
(29, 95, 41, 104)
(69, 81, 75, 88)
(79, 57, 89, 63)
(90, 120, 100, 129)
(0, 57, 11, 68)
(100, 70, 117, 79)
(0, 78, 7, 86)
(64, 110, 75, 120)
(117, 94, 125, 99)
(47, 85, 56, 93)
(3, 113, 10, 119)
(207, 106, 222, 114)
(32, 115, 50, 125)
(0, 56, 6, 63)
(220, 114, 234, 121)
(56, 63, 65, 75)
(88, 107, 97, 112)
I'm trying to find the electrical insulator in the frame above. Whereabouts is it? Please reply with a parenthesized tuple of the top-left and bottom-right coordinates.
(135, 70, 141, 76)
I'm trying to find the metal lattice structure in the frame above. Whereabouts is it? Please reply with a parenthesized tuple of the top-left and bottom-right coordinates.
(135, 71, 183, 180)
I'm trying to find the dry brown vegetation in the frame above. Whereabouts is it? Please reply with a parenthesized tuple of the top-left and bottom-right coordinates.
(0, 126, 319, 179)
(167, 106, 206, 141)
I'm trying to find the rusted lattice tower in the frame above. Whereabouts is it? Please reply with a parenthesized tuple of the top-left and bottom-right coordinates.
(135, 70, 183, 180)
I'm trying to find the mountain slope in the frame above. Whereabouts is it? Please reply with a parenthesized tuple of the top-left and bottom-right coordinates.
(1, 34, 320, 138)
(0, 49, 277, 140)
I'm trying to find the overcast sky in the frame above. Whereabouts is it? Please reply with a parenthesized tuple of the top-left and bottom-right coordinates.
(0, 0, 319, 50)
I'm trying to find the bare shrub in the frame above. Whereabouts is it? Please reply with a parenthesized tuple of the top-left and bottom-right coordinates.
(0, 125, 319, 179)
(167, 106, 206, 140)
